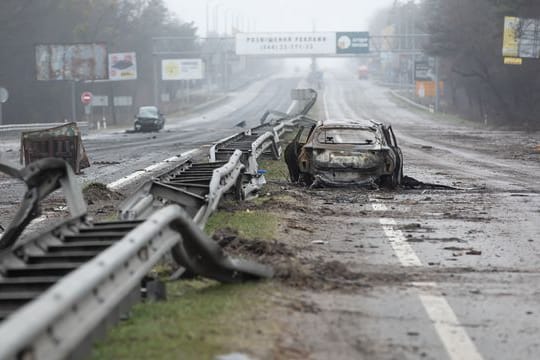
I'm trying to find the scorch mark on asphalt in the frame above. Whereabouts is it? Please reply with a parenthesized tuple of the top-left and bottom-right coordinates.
(372, 202, 484, 360)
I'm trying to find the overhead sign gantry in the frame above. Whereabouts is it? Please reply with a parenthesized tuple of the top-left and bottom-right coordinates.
(235, 32, 370, 56)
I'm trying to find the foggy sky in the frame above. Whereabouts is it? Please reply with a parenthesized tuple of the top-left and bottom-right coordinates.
(164, 0, 394, 36)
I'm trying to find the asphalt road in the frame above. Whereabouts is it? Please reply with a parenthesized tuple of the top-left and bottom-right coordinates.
(287, 70, 540, 360)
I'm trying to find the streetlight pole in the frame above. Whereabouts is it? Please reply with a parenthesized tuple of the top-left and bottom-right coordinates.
(213, 3, 223, 35)
(206, 0, 218, 37)
(224, 8, 234, 36)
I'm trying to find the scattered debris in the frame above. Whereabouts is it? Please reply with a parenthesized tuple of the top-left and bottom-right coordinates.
(93, 161, 121, 165)
(20, 122, 90, 173)
(466, 249, 482, 255)
(286, 299, 322, 314)
(402, 176, 458, 190)
(443, 246, 482, 256)
(443, 246, 471, 251)
(311, 240, 328, 245)
(401, 223, 422, 231)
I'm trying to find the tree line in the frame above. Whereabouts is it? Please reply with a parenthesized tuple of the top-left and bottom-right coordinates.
(0, 0, 197, 124)
(372, 0, 540, 129)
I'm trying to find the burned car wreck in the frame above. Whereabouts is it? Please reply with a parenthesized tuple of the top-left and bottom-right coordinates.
(285, 119, 403, 188)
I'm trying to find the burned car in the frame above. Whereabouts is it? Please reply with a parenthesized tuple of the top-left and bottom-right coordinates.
(134, 106, 165, 132)
(285, 119, 403, 188)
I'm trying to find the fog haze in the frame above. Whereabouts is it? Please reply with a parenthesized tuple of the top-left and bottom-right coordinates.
(165, 0, 394, 35)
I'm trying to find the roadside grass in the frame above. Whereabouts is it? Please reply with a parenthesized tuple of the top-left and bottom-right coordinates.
(91, 280, 279, 360)
(205, 210, 278, 240)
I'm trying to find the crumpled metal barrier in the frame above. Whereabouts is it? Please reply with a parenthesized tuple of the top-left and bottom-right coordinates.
(120, 150, 244, 226)
(0, 158, 86, 250)
(292, 88, 318, 116)
(120, 151, 246, 268)
(0, 205, 272, 360)
(209, 131, 280, 199)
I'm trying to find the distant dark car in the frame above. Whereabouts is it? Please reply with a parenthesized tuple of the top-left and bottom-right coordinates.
(285, 119, 403, 188)
(134, 106, 165, 132)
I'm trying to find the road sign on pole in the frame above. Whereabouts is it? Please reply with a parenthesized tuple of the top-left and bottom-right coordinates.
(81, 92, 93, 105)
(0, 87, 8, 125)
(0, 87, 8, 104)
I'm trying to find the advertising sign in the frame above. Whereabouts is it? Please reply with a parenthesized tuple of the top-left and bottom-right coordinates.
(0, 87, 8, 103)
(504, 57, 523, 65)
(91, 95, 109, 107)
(416, 81, 444, 98)
(162, 59, 205, 80)
(336, 32, 370, 54)
(114, 96, 133, 107)
(236, 32, 337, 56)
(35, 43, 107, 81)
(414, 61, 432, 81)
(109, 52, 137, 80)
(503, 16, 540, 59)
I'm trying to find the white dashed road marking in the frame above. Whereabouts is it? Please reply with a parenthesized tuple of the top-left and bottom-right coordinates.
(372, 202, 484, 360)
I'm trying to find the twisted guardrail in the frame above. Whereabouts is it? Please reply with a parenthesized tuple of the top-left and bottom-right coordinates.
(0, 87, 318, 359)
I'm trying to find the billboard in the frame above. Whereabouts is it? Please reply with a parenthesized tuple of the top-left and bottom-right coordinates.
(236, 32, 337, 56)
(503, 16, 540, 59)
(416, 81, 444, 98)
(336, 32, 370, 54)
(35, 43, 107, 81)
(109, 52, 137, 80)
(161, 59, 205, 80)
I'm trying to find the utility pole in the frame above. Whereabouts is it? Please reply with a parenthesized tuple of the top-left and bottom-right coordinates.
(71, 81, 77, 122)
(434, 56, 440, 112)
(153, 55, 159, 106)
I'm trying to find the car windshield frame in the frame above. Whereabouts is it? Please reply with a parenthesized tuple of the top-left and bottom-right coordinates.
(315, 127, 378, 145)
(137, 106, 159, 118)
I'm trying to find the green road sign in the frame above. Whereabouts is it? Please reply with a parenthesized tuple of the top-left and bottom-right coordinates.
(336, 32, 370, 54)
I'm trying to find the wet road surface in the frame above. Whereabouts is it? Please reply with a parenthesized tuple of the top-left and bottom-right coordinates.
(283, 70, 540, 360)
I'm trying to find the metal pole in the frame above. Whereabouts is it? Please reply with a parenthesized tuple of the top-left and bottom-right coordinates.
(206, 1, 210, 36)
(0, 103, 3, 125)
(71, 81, 77, 122)
(153, 55, 159, 105)
(434, 56, 440, 113)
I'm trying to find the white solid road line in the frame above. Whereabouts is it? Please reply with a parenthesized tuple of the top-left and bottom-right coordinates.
(372, 202, 484, 360)
(107, 149, 197, 191)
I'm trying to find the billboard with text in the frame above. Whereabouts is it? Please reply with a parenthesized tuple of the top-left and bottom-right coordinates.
(109, 52, 137, 80)
(162, 59, 205, 80)
(236, 32, 337, 56)
(236, 32, 370, 56)
(503, 16, 540, 59)
(35, 43, 107, 81)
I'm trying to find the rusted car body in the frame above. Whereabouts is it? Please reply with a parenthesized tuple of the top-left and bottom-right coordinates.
(285, 119, 403, 188)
